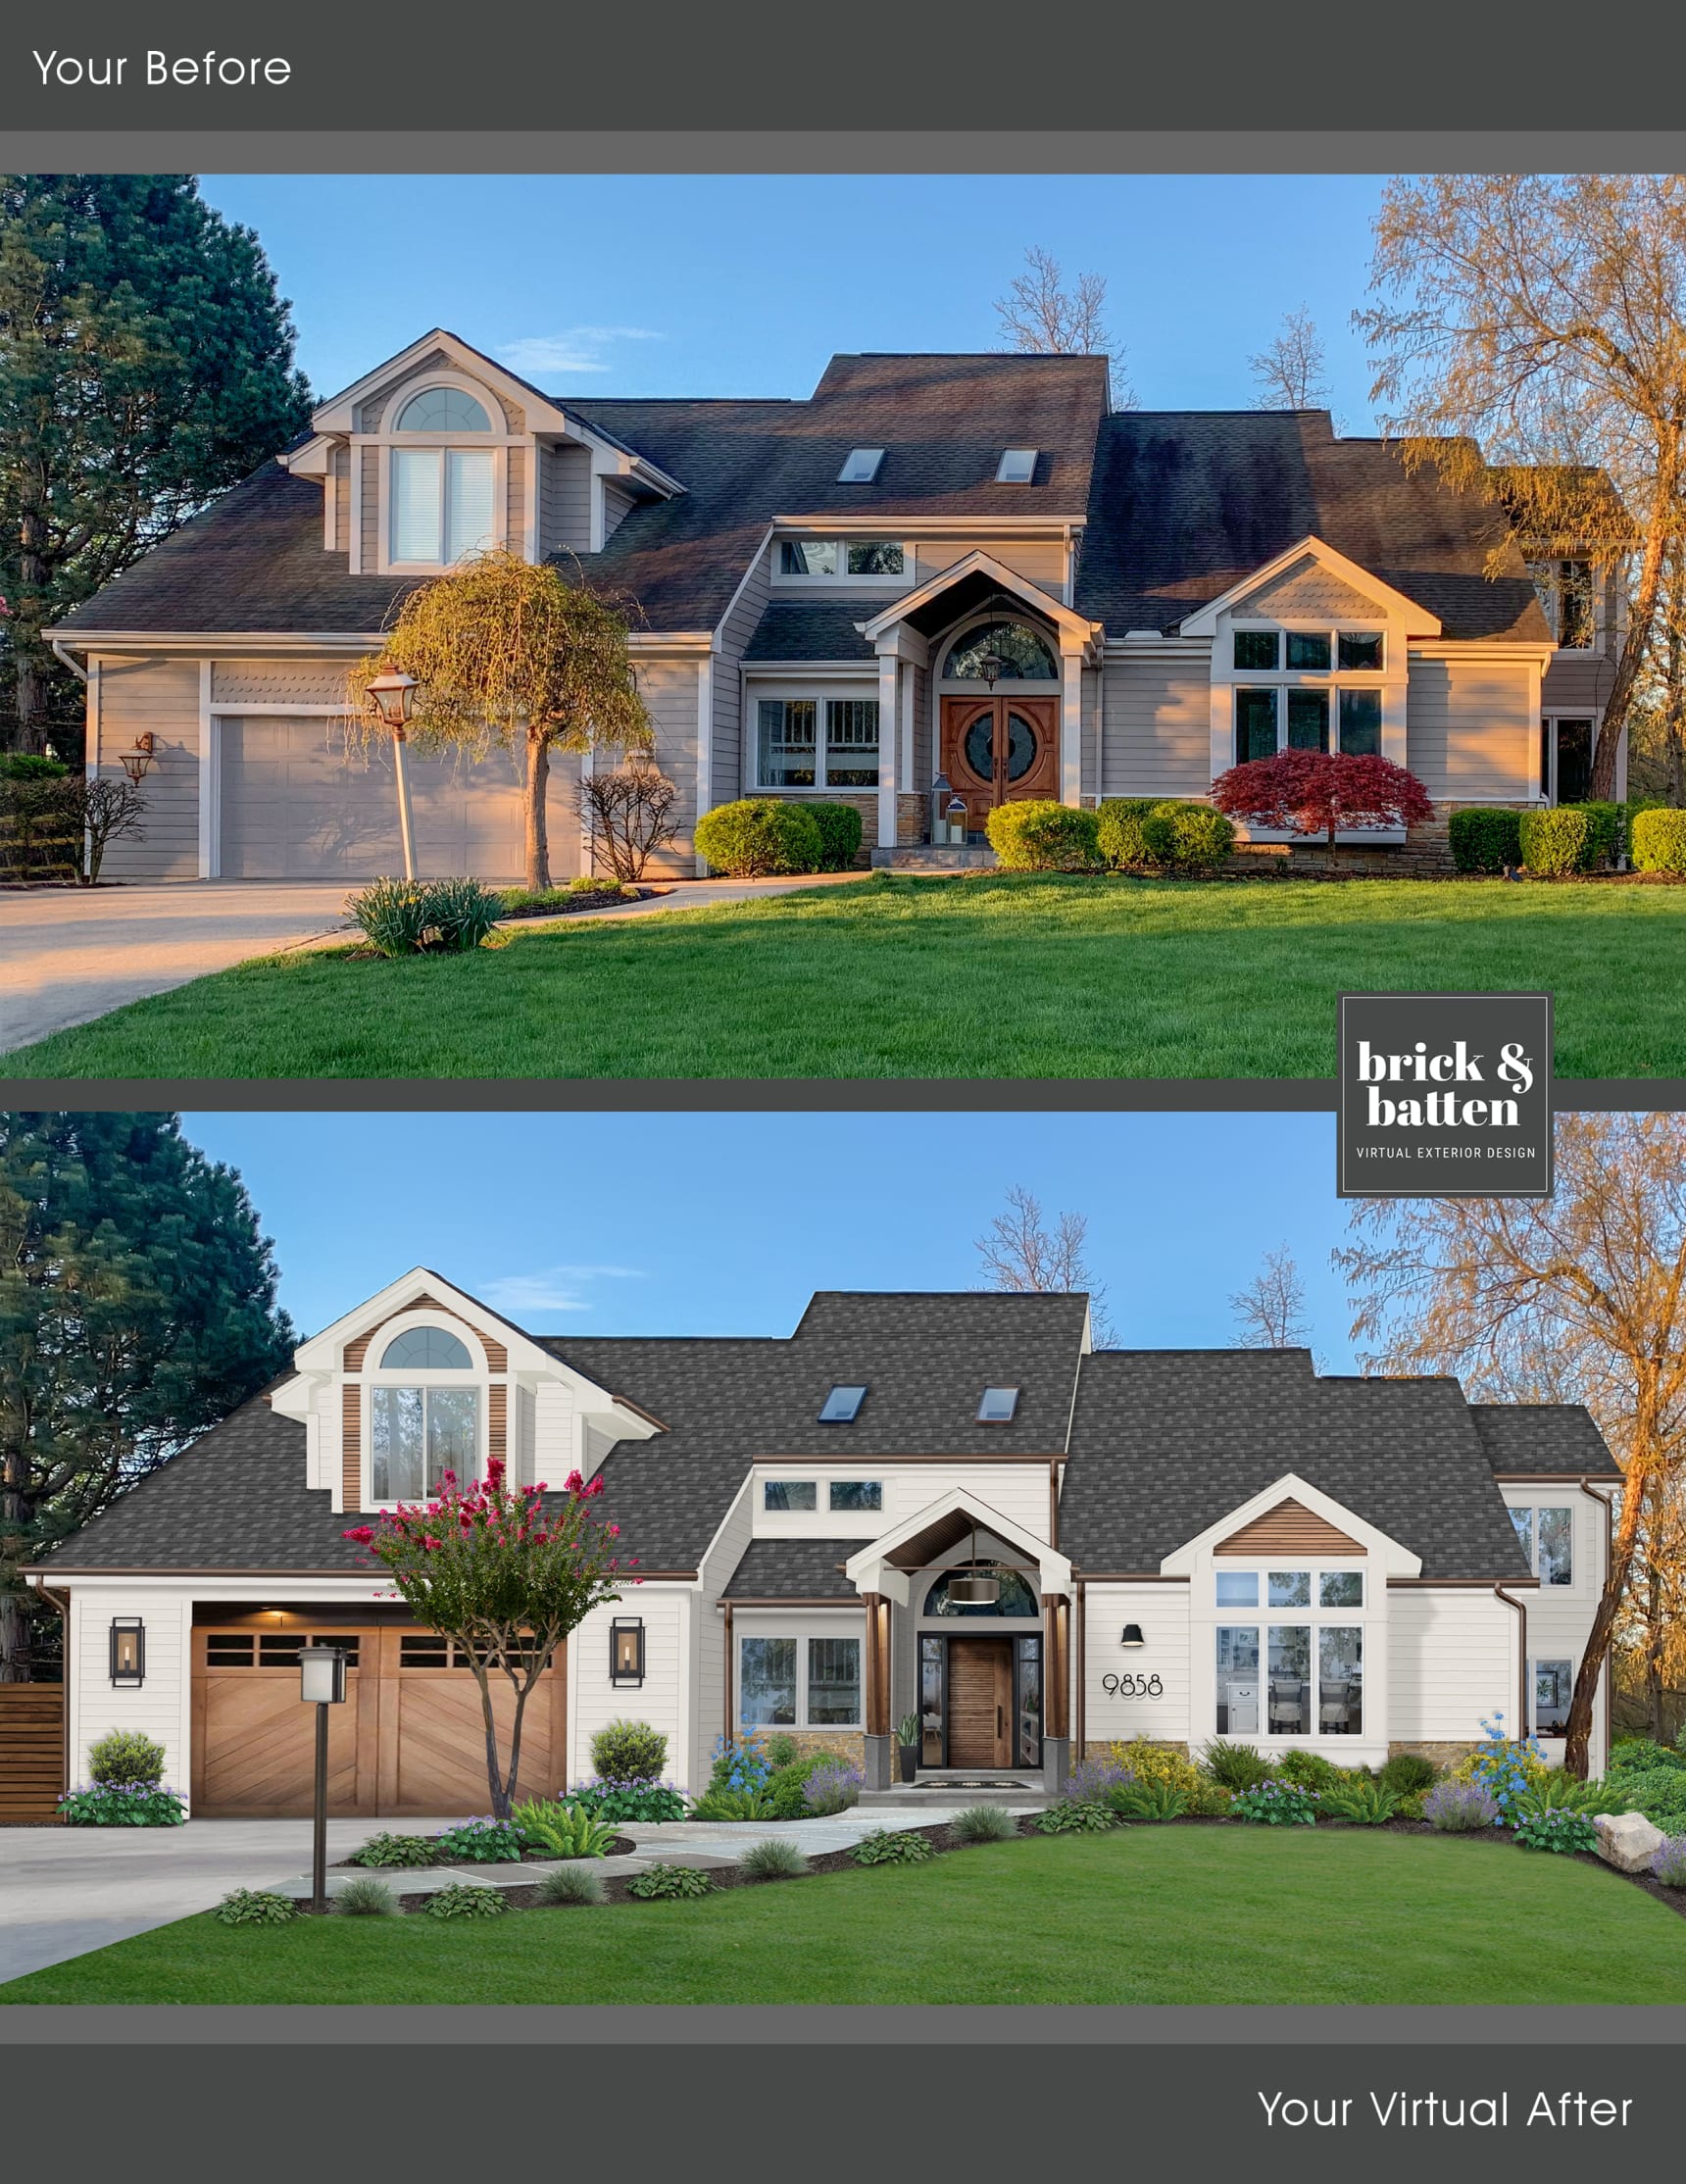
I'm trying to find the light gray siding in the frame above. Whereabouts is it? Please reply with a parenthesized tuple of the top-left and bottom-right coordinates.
(635, 659, 705, 874)
(1541, 650, 1608, 717)
(914, 538, 1066, 592)
(539, 443, 593, 556)
(1232, 554, 1381, 620)
(212, 660, 351, 707)
(911, 663, 932, 793)
(602, 482, 635, 543)
(508, 446, 527, 556)
(711, 542, 771, 808)
(332, 445, 350, 552)
(1406, 655, 1538, 802)
(360, 444, 380, 571)
(1100, 656, 1214, 799)
(93, 656, 201, 879)
(1081, 663, 1101, 799)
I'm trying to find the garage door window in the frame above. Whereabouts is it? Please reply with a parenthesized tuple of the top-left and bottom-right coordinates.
(205, 1634, 361, 1668)
(372, 1384, 479, 1501)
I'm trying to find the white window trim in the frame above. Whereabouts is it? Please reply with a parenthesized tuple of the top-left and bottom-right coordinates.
(1229, 624, 1389, 757)
(1529, 1655, 1575, 1741)
(1509, 1502, 1576, 1588)
(736, 1630, 865, 1732)
(380, 441, 509, 575)
(759, 1478, 886, 1515)
(1211, 1562, 1371, 1742)
(749, 683, 883, 793)
(769, 536, 910, 588)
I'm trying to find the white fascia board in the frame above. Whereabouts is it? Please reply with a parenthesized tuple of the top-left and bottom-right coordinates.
(712, 523, 775, 644)
(860, 548, 1100, 648)
(696, 1475, 756, 1593)
(1178, 535, 1443, 640)
(1409, 638, 1555, 666)
(1157, 1471, 1422, 1579)
(281, 437, 335, 478)
(625, 632, 714, 655)
(742, 661, 879, 678)
(44, 631, 386, 656)
(775, 514, 1087, 536)
(310, 329, 574, 438)
(289, 1266, 613, 1397)
(842, 1483, 1072, 1593)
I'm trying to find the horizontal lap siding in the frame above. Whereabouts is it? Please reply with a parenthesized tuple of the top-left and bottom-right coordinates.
(1386, 1590, 1515, 1743)
(541, 444, 592, 556)
(1541, 653, 1606, 716)
(914, 540, 1066, 592)
(1081, 1584, 1191, 1750)
(569, 1590, 689, 1791)
(1406, 657, 1537, 802)
(601, 483, 635, 543)
(508, 447, 527, 556)
(360, 445, 380, 571)
(715, 545, 770, 808)
(884, 1465, 1051, 1542)
(1101, 659, 1213, 800)
(94, 655, 201, 879)
(333, 446, 350, 550)
(74, 1589, 191, 1791)
(637, 661, 704, 874)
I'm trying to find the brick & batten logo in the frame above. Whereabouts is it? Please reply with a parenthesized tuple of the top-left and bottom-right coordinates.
(1337, 993, 1554, 1199)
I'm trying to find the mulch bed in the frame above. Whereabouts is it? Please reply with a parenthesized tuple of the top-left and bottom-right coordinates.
(328, 1834, 637, 1872)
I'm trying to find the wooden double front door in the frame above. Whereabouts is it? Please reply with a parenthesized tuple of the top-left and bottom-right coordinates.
(940, 696, 1060, 833)
(190, 1619, 567, 1817)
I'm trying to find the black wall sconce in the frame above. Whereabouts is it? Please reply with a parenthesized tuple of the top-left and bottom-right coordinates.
(110, 1617, 146, 1685)
(1119, 1623, 1145, 1648)
(610, 1615, 646, 1686)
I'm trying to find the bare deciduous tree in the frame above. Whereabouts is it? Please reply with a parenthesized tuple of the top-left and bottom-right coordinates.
(1334, 1114, 1686, 1775)
(1248, 307, 1332, 412)
(1229, 1247, 1314, 1350)
(1357, 174, 1686, 799)
(974, 1183, 1116, 1346)
(578, 763, 679, 881)
(994, 246, 1133, 408)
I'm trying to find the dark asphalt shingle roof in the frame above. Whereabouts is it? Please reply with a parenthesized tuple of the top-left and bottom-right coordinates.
(1074, 410, 1552, 642)
(721, 1539, 860, 1599)
(1468, 1404, 1619, 1476)
(1060, 1351, 1537, 1580)
(743, 600, 875, 662)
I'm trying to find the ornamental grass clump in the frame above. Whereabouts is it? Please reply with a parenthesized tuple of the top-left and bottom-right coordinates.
(625, 1862, 716, 1900)
(1230, 1779, 1320, 1827)
(951, 1804, 1018, 1845)
(1422, 1780, 1501, 1832)
(345, 876, 503, 957)
(738, 1837, 809, 1880)
(535, 1863, 605, 1907)
(334, 1877, 398, 1916)
(216, 1889, 298, 1927)
(425, 1883, 508, 1920)
(1650, 1836, 1686, 1890)
(1200, 1739, 1271, 1793)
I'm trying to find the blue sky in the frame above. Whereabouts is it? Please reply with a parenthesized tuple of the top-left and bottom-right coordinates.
(179, 1109, 1362, 1366)
(198, 174, 1388, 423)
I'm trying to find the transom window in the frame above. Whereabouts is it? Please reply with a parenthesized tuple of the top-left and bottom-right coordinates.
(379, 1325, 473, 1370)
(1512, 1506, 1573, 1586)
(764, 1480, 818, 1512)
(738, 1634, 862, 1727)
(755, 696, 880, 791)
(205, 1634, 361, 1669)
(818, 1384, 867, 1421)
(942, 620, 1059, 682)
(977, 1386, 1019, 1421)
(1231, 627, 1386, 765)
(396, 386, 492, 433)
(776, 537, 905, 577)
(923, 1566, 1039, 1618)
(1213, 1565, 1367, 1739)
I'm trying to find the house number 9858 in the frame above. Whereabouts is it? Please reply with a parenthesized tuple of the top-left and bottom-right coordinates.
(1100, 1672, 1163, 1698)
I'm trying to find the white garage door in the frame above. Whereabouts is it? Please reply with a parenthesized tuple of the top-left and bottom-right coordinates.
(218, 717, 534, 880)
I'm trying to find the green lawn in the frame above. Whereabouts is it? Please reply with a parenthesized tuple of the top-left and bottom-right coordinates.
(7, 873, 1686, 1079)
(4, 1830, 1681, 2006)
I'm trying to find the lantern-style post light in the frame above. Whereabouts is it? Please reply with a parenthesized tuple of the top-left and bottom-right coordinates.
(119, 733, 156, 785)
(364, 670, 420, 881)
(298, 1644, 347, 1912)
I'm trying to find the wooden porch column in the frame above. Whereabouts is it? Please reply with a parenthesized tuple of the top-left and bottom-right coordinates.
(863, 1592, 892, 1737)
(1044, 1592, 1070, 1740)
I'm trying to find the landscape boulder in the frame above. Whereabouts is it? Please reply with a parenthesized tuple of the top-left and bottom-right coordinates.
(1592, 1810, 1665, 1873)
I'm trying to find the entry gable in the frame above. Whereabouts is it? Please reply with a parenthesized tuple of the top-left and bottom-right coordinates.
(1178, 536, 1442, 640)
(844, 1483, 1072, 1606)
(1158, 1471, 1421, 1578)
(860, 549, 1099, 654)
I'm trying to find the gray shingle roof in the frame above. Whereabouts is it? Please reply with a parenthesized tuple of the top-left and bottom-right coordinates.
(1467, 1404, 1619, 1476)
(743, 601, 874, 662)
(721, 1539, 859, 1599)
(1074, 410, 1552, 642)
(1061, 1351, 1537, 1580)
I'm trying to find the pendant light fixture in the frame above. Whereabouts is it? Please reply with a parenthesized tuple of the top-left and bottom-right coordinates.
(947, 1520, 1000, 1607)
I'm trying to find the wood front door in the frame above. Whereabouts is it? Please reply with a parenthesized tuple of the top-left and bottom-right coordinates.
(940, 696, 1061, 833)
(190, 1619, 567, 1817)
(945, 1637, 1014, 1768)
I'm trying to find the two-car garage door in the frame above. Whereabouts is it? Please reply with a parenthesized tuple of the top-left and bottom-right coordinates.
(190, 1622, 567, 1817)
(217, 718, 533, 880)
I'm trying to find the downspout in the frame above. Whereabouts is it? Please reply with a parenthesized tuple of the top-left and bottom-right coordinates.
(722, 1602, 733, 1745)
(1493, 1584, 1529, 1733)
(49, 640, 88, 684)
(1577, 1476, 1615, 1762)
(1074, 1576, 1086, 1762)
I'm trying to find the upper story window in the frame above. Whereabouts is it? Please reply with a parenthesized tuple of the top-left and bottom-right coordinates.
(1232, 630, 1385, 673)
(996, 449, 1038, 483)
(396, 387, 492, 433)
(776, 538, 905, 578)
(828, 1480, 882, 1511)
(372, 1384, 478, 1501)
(942, 620, 1059, 682)
(1231, 627, 1387, 766)
(764, 1479, 818, 1512)
(1528, 559, 1597, 650)
(818, 1384, 867, 1422)
(1512, 1505, 1573, 1585)
(837, 448, 885, 483)
(977, 1386, 1019, 1421)
(380, 1325, 472, 1369)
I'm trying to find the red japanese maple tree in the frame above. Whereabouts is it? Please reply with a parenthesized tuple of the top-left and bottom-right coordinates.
(1211, 750, 1434, 856)
(345, 1458, 634, 1817)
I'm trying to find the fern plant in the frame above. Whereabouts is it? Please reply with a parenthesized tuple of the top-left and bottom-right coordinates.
(691, 1787, 776, 1821)
(1320, 1779, 1402, 1826)
(511, 1798, 620, 1859)
(1112, 1778, 1189, 1822)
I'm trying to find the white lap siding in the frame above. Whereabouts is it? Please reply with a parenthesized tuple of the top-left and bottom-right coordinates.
(566, 1587, 692, 1793)
(1385, 1587, 1520, 1755)
(1080, 1583, 1192, 1752)
(69, 1586, 193, 1799)
(91, 656, 202, 879)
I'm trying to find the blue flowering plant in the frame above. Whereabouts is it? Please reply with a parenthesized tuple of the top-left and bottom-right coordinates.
(58, 1781, 187, 1827)
(568, 1776, 690, 1823)
(1457, 1712, 1547, 1825)
(1230, 1778, 1320, 1826)
(1651, 1836, 1686, 1890)
(1422, 1780, 1500, 1833)
(708, 1732, 774, 1796)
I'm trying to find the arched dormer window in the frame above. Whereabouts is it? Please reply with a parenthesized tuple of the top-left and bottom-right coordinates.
(941, 620, 1059, 682)
(369, 1322, 482, 1501)
(396, 387, 492, 433)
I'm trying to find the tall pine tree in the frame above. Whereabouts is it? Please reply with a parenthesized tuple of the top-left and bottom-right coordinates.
(0, 174, 313, 746)
(0, 1113, 296, 1679)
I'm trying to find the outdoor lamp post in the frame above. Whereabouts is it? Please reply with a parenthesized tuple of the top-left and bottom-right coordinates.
(298, 1644, 347, 1912)
(364, 670, 421, 881)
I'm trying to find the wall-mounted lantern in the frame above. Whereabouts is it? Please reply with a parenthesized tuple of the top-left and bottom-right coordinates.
(610, 1616, 646, 1686)
(119, 733, 156, 785)
(1119, 1624, 1145, 1648)
(109, 1617, 146, 1686)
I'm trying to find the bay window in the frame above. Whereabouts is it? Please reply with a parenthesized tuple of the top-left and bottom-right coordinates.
(755, 694, 879, 790)
(738, 1633, 862, 1729)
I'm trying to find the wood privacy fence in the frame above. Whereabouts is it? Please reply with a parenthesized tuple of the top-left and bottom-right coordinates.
(0, 1685, 66, 1820)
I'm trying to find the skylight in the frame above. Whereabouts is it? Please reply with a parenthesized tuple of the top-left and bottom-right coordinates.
(818, 1384, 867, 1422)
(977, 1386, 1019, 1422)
(838, 447, 885, 483)
(996, 449, 1037, 484)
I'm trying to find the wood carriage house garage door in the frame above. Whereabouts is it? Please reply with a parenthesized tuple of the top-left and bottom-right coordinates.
(190, 1614, 567, 1817)
(216, 720, 528, 881)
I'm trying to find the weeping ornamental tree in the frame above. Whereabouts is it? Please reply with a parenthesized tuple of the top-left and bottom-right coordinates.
(350, 550, 652, 891)
(346, 1459, 635, 1818)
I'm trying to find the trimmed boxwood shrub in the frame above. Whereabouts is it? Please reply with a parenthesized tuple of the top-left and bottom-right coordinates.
(807, 800, 865, 870)
(985, 800, 1103, 870)
(1095, 798, 1161, 869)
(695, 797, 823, 876)
(589, 1719, 668, 1783)
(1139, 802, 1235, 874)
(1449, 807, 1523, 873)
(87, 1728, 167, 1789)
(1632, 807, 1686, 875)
(1519, 805, 1601, 875)
(1378, 1751, 1440, 1798)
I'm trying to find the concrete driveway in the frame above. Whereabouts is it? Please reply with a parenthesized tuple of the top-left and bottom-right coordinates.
(0, 881, 355, 1052)
(0, 1816, 464, 1984)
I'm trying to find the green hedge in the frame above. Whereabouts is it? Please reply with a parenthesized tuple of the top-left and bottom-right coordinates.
(1140, 802, 1235, 874)
(984, 800, 1103, 870)
(1095, 798, 1161, 869)
(694, 798, 823, 876)
(1632, 807, 1686, 875)
(1449, 808, 1523, 873)
(808, 800, 865, 870)
(1519, 805, 1600, 876)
